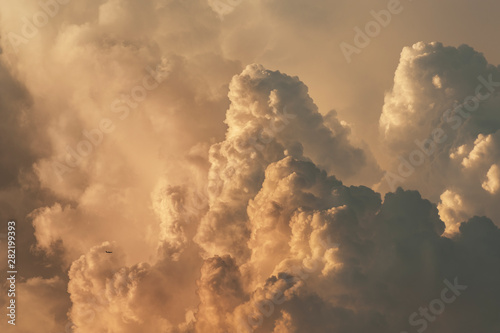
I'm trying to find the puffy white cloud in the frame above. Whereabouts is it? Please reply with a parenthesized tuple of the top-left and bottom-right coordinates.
(380, 42, 500, 152)
(67, 241, 201, 332)
(437, 189, 470, 235)
(379, 41, 500, 232)
(195, 63, 381, 261)
(482, 164, 500, 194)
(230, 158, 500, 332)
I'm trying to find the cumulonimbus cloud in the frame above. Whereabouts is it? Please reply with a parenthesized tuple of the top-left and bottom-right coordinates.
(65, 62, 500, 333)
(1, 3, 499, 329)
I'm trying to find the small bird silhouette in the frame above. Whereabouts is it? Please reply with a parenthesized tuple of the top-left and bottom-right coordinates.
(105, 251, 112, 253)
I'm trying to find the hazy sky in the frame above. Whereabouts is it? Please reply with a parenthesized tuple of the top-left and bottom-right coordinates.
(1, 0, 500, 332)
